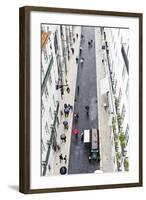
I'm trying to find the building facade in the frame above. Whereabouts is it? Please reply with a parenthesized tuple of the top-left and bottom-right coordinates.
(41, 24, 74, 176)
(101, 27, 129, 172)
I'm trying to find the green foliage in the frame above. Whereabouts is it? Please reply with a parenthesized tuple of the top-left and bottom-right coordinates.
(124, 157, 129, 171)
(115, 97, 120, 110)
(119, 132, 126, 149)
(116, 152, 121, 161)
(119, 132, 125, 143)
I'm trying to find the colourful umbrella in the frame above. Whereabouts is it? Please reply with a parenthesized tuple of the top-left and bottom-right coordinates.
(72, 128, 79, 135)
(63, 121, 68, 126)
(64, 107, 69, 113)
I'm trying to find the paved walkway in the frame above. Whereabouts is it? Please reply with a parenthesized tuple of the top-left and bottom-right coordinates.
(51, 26, 82, 176)
(95, 27, 115, 172)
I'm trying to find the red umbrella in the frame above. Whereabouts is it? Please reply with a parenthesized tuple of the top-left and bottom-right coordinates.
(72, 128, 79, 135)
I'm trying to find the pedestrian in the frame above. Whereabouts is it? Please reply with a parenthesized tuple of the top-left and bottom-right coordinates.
(73, 37, 75, 43)
(64, 136, 66, 142)
(68, 104, 70, 108)
(79, 46, 82, 55)
(90, 40, 93, 47)
(81, 34, 84, 39)
(75, 133, 78, 141)
(66, 87, 70, 93)
(88, 155, 92, 163)
(70, 105, 73, 112)
(64, 155, 67, 164)
(76, 33, 78, 38)
(71, 47, 74, 54)
(80, 132, 84, 142)
(60, 110, 63, 116)
(59, 154, 63, 163)
(64, 103, 67, 108)
(63, 121, 68, 129)
(76, 112, 79, 119)
(76, 57, 79, 63)
(77, 85, 79, 94)
(48, 164, 51, 171)
(68, 50, 70, 60)
(80, 58, 84, 66)
(88, 41, 91, 46)
(85, 105, 89, 110)
(85, 105, 90, 116)
(74, 112, 79, 122)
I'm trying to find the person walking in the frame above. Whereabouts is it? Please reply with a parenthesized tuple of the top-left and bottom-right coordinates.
(63, 135, 66, 143)
(76, 33, 78, 38)
(79, 46, 83, 55)
(85, 105, 90, 116)
(64, 155, 67, 164)
(68, 104, 73, 112)
(77, 85, 79, 95)
(80, 132, 84, 142)
(66, 87, 70, 93)
(76, 57, 79, 63)
(88, 41, 91, 46)
(71, 47, 74, 54)
(59, 154, 63, 163)
(80, 58, 84, 66)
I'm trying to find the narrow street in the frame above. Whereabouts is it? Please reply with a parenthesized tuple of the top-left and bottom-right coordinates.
(68, 26, 100, 174)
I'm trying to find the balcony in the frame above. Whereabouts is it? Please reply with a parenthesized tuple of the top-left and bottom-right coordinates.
(41, 56, 53, 96)
(42, 101, 59, 176)
(121, 45, 129, 74)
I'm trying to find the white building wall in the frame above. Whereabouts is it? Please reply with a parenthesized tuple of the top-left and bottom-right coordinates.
(104, 27, 129, 171)
(41, 24, 73, 176)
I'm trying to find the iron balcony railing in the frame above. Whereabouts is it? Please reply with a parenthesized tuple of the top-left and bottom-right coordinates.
(41, 56, 53, 96)
(42, 101, 59, 176)
(121, 45, 129, 74)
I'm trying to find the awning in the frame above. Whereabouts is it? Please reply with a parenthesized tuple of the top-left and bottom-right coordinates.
(41, 31, 51, 49)
(100, 77, 109, 95)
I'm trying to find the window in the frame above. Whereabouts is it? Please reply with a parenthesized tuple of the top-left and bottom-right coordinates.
(43, 48, 48, 63)
(121, 36, 123, 44)
(41, 139, 45, 152)
(47, 26, 49, 32)
(45, 122, 50, 134)
(53, 95, 56, 107)
(115, 49, 118, 57)
(54, 32, 58, 54)
(41, 101, 45, 116)
(122, 104, 126, 122)
(127, 45, 129, 57)
(122, 65, 126, 81)
(45, 86, 49, 99)
(118, 28, 120, 37)
(49, 74, 52, 85)
(41, 63, 44, 80)
(56, 117, 59, 128)
(125, 124, 129, 135)
(125, 124, 129, 143)
(60, 25, 63, 37)
(114, 41, 116, 50)
(119, 88, 122, 101)
(49, 107, 53, 120)
(126, 81, 129, 99)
